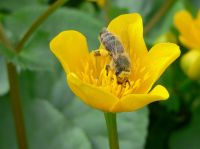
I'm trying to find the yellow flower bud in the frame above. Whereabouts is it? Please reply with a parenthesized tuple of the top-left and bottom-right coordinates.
(181, 50, 200, 80)
(88, 0, 105, 7)
(97, 0, 105, 7)
(155, 32, 177, 44)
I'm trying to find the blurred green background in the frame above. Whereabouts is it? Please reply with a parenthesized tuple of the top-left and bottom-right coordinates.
(0, 0, 200, 149)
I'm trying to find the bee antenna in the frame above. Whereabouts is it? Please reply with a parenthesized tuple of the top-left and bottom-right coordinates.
(100, 27, 107, 35)
(102, 27, 107, 31)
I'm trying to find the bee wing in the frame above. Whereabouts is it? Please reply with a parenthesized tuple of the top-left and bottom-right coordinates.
(114, 37, 124, 54)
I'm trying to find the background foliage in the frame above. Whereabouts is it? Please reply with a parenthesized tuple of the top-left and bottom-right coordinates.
(0, 0, 199, 149)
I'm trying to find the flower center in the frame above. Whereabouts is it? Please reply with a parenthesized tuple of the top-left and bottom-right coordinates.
(79, 58, 145, 98)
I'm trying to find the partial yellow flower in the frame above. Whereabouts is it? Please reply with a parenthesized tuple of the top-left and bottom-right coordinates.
(88, 0, 105, 7)
(97, 0, 105, 7)
(181, 50, 200, 80)
(50, 13, 180, 112)
(174, 10, 200, 49)
(155, 32, 177, 44)
(174, 10, 200, 80)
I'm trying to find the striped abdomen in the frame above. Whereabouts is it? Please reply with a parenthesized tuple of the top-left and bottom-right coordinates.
(99, 28, 124, 56)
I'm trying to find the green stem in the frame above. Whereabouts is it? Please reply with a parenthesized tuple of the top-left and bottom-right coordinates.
(0, 25, 28, 149)
(7, 63, 28, 149)
(104, 112, 120, 149)
(0, 1, 68, 148)
(144, 0, 176, 34)
(103, 0, 110, 25)
(15, 0, 68, 53)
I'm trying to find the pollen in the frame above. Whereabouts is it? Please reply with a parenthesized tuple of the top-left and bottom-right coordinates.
(79, 53, 143, 98)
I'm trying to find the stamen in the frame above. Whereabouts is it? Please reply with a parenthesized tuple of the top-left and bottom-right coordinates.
(132, 79, 141, 90)
(140, 67, 146, 73)
(143, 72, 150, 81)
(79, 53, 145, 98)
(116, 85, 122, 97)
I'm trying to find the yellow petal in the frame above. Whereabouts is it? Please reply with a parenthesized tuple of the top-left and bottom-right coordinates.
(181, 50, 200, 80)
(50, 30, 89, 74)
(67, 73, 118, 112)
(105, 13, 147, 57)
(128, 21, 147, 59)
(111, 85, 169, 112)
(138, 43, 180, 93)
(97, 0, 105, 7)
(174, 10, 200, 49)
(179, 36, 200, 49)
(174, 10, 193, 37)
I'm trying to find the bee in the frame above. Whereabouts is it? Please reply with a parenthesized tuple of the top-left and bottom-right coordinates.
(95, 28, 131, 84)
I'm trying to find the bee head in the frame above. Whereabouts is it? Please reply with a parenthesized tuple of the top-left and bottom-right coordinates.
(100, 27, 108, 35)
(115, 69, 131, 84)
(116, 70, 130, 78)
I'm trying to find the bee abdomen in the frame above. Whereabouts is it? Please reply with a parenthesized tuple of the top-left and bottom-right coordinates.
(100, 28, 124, 54)
(115, 55, 131, 71)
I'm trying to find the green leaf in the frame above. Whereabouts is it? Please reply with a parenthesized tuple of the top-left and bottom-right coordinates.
(42, 7, 103, 50)
(0, 43, 16, 60)
(4, 6, 103, 70)
(63, 97, 149, 149)
(0, 57, 9, 95)
(115, 0, 152, 18)
(108, 5, 129, 21)
(158, 66, 181, 112)
(0, 0, 48, 12)
(5, 6, 103, 49)
(0, 31, 54, 71)
(15, 31, 54, 71)
(49, 73, 74, 110)
(0, 95, 17, 149)
(186, 0, 200, 13)
(169, 101, 200, 149)
(0, 98, 92, 149)
(79, 2, 96, 15)
(17, 69, 64, 102)
(24, 99, 91, 149)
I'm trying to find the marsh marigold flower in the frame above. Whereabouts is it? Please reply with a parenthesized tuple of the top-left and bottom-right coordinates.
(50, 13, 180, 112)
(174, 10, 200, 80)
(97, 0, 105, 7)
(88, 0, 105, 7)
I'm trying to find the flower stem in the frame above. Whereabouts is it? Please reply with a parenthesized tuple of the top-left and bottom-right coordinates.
(0, 1, 68, 148)
(144, 0, 175, 34)
(103, 0, 110, 25)
(0, 24, 28, 149)
(7, 63, 28, 149)
(104, 112, 120, 149)
(15, 0, 68, 53)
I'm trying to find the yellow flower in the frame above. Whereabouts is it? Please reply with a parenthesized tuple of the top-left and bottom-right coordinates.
(174, 10, 200, 80)
(181, 49, 200, 80)
(174, 10, 200, 49)
(50, 13, 180, 112)
(88, 0, 105, 7)
(97, 0, 105, 7)
(155, 32, 177, 44)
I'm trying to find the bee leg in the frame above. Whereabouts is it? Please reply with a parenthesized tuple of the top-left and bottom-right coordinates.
(126, 79, 131, 87)
(105, 64, 110, 75)
(92, 49, 109, 57)
(121, 81, 126, 88)
(122, 79, 130, 88)
(93, 50, 101, 56)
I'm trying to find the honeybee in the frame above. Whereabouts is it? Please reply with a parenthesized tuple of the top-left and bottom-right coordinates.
(95, 28, 131, 84)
